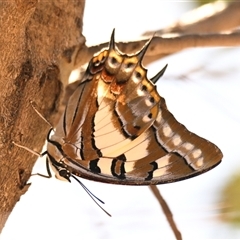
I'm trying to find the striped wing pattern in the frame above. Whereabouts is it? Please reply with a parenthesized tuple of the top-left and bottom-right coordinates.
(47, 30, 222, 185)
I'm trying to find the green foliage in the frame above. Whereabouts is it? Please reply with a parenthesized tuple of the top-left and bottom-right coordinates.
(197, 0, 232, 6)
(220, 172, 240, 225)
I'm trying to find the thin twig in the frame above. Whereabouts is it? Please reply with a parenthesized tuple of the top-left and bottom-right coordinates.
(149, 185, 182, 240)
(143, 1, 240, 35)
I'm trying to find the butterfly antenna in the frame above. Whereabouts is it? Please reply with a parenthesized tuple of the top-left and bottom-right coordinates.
(71, 175, 112, 217)
(30, 100, 53, 129)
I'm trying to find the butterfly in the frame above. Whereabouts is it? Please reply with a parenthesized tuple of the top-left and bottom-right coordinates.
(44, 29, 222, 187)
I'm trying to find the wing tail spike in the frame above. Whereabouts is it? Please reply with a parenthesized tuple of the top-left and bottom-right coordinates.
(136, 33, 157, 63)
(150, 64, 168, 84)
(109, 28, 116, 51)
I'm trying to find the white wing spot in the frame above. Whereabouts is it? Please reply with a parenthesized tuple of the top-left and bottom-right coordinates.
(97, 84, 105, 98)
(163, 124, 173, 137)
(172, 135, 182, 146)
(156, 155, 170, 168)
(192, 149, 202, 158)
(156, 111, 162, 124)
(132, 75, 141, 84)
(196, 157, 204, 167)
(125, 161, 135, 173)
(153, 155, 171, 177)
(153, 168, 168, 177)
(142, 115, 151, 122)
(137, 88, 144, 96)
(145, 98, 152, 107)
(183, 142, 194, 151)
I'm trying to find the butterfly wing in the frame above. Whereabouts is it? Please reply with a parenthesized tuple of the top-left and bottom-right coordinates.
(48, 30, 222, 185)
(61, 95, 222, 185)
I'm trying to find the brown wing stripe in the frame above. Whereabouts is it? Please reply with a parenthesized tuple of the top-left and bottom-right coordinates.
(113, 106, 139, 140)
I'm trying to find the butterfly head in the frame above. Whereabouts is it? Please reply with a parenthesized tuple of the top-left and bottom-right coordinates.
(48, 156, 71, 182)
(57, 167, 71, 182)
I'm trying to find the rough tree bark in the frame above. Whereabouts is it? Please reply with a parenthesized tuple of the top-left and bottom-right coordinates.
(0, 0, 86, 232)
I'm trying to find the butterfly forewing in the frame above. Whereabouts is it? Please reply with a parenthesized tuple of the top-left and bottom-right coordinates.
(47, 30, 222, 185)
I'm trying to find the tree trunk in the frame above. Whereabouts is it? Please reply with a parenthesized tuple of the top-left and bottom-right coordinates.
(0, 0, 85, 233)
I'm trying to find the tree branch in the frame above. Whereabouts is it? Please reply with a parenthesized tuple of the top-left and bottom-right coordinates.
(66, 1, 240, 71)
(143, 1, 240, 35)
(68, 31, 240, 71)
(150, 186, 182, 240)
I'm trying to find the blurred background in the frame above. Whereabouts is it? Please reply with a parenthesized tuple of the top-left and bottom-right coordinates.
(2, 1, 240, 239)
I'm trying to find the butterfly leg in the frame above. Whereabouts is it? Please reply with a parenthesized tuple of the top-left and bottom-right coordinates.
(12, 140, 53, 179)
(31, 155, 52, 179)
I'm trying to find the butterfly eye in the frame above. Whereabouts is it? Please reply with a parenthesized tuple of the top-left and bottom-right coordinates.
(58, 168, 71, 182)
